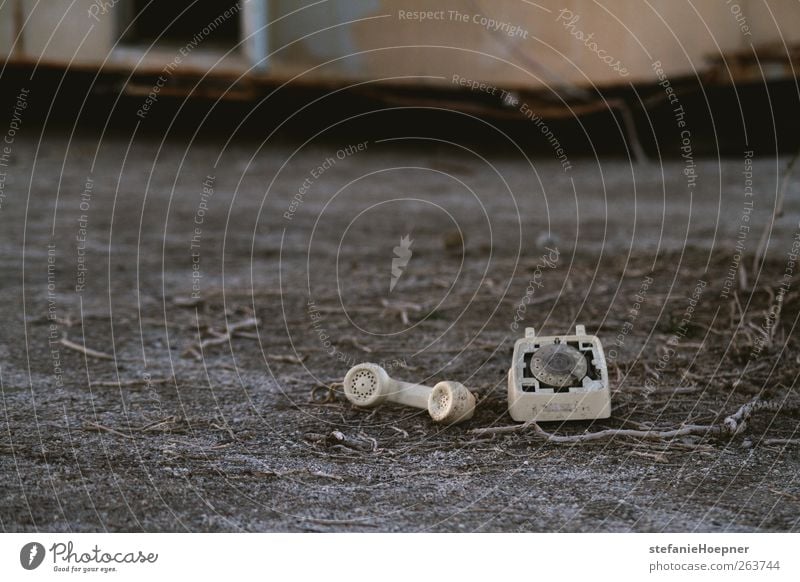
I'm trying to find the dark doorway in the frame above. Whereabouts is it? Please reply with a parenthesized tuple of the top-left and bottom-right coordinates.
(120, 0, 242, 48)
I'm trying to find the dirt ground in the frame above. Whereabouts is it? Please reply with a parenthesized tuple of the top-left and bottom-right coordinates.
(1, 130, 799, 532)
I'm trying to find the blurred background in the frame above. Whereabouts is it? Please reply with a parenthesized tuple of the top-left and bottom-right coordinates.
(1, 0, 799, 152)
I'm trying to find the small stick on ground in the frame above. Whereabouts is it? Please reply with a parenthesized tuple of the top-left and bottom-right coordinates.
(60, 337, 114, 360)
(738, 263, 748, 292)
(762, 438, 800, 446)
(91, 377, 173, 387)
(136, 416, 185, 433)
(255, 467, 344, 481)
(183, 317, 260, 358)
(340, 336, 373, 353)
(305, 517, 377, 527)
(82, 421, 134, 439)
(267, 353, 307, 365)
(307, 470, 344, 481)
(173, 296, 205, 308)
(389, 426, 409, 438)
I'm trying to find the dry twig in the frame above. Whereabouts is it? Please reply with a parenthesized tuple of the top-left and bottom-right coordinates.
(470, 395, 765, 443)
(91, 377, 172, 387)
(762, 438, 800, 446)
(60, 337, 114, 360)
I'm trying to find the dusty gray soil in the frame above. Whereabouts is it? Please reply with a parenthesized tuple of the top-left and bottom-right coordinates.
(1, 131, 799, 532)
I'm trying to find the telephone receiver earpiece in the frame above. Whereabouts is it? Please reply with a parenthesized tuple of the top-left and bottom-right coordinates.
(428, 380, 476, 424)
(343, 363, 475, 424)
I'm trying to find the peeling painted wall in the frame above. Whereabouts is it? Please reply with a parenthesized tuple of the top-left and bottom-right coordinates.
(18, 0, 115, 65)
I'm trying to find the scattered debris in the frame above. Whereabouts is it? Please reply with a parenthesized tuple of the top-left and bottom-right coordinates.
(305, 430, 378, 453)
(183, 317, 260, 359)
(309, 382, 341, 403)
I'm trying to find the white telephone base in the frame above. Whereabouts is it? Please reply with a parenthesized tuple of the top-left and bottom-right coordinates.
(508, 325, 611, 422)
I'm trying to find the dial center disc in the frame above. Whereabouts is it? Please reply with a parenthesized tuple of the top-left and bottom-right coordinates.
(529, 343, 588, 387)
